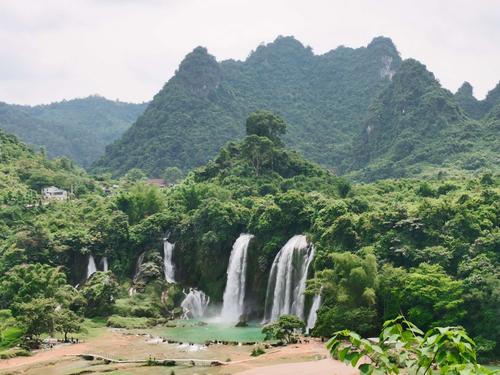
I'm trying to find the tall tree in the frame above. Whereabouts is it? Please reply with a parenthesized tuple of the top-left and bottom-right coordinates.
(245, 111, 287, 145)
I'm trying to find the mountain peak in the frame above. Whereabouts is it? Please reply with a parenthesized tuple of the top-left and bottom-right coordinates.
(270, 35, 308, 49)
(391, 59, 439, 94)
(247, 35, 313, 64)
(171, 46, 222, 96)
(454, 81, 483, 118)
(456, 81, 474, 97)
(484, 81, 500, 107)
(367, 36, 398, 53)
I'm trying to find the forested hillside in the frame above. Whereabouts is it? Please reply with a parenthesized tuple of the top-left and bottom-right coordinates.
(0, 96, 146, 167)
(1, 115, 498, 360)
(94, 36, 402, 177)
(349, 59, 500, 180)
(94, 35, 499, 181)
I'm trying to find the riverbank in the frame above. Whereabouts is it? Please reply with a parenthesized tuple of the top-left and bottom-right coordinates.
(0, 326, 359, 374)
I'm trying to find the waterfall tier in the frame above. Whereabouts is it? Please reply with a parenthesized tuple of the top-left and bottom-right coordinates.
(306, 294, 321, 332)
(220, 234, 254, 321)
(163, 240, 175, 283)
(101, 257, 108, 272)
(128, 252, 145, 296)
(263, 235, 315, 322)
(181, 289, 210, 319)
(86, 255, 97, 279)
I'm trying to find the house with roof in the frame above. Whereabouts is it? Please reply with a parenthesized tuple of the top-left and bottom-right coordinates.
(42, 186, 68, 201)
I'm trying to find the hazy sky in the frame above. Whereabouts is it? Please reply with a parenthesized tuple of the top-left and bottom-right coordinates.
(1, 0, 499, 105)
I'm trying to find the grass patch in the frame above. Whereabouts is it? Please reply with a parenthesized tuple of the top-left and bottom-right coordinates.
(0, 327, 24, 350)
(106, 315, 154, 329)
(113, 297, 159, 318)
(76, 317, 108, 340)
(484, 364, 500, 371)
(48, 317, 108, 342)
(0, 347, 30, 359)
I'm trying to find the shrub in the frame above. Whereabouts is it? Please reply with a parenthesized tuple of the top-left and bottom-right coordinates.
(106, 315, 153, 329)
(328, 316, 493, 374)
(262, 315, 305, 344)
(251, 346, 265, 357)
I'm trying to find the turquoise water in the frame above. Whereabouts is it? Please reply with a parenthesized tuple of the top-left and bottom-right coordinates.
(149, 320, 265, 344)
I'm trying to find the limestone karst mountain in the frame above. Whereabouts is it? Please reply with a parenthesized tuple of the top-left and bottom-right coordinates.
(94, 36, 402, 177)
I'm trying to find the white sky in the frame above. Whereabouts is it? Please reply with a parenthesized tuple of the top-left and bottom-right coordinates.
(0, 0, 498, 105)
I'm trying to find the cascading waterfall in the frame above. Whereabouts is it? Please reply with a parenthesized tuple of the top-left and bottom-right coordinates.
(181, 288, 210, 319)
(86, 255, 97, 279)
(220, 234, 254, 321)
(128, 252, 146, 296)
(133, 252, 145, 282)
(263, 235, 316, 322)
(101, 257, 108, 272)
(306, 294, 321, 332)
(163, 239, 175, 283)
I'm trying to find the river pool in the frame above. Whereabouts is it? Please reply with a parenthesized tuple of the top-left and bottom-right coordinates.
(148, 320, 265, 343)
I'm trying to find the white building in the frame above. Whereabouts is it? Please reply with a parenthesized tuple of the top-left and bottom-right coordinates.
(42, 186, 68, 201)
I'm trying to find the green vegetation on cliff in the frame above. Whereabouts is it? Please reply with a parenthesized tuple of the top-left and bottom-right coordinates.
(94, 36, 401, 176)
(349, 59, 499, 180)
(94, 36, 498, 182)
(0, 114, 498, 360)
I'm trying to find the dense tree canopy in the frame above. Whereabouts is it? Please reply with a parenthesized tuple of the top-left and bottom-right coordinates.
(93, 36, 403, 177)
(245, 111, 287, 144)
(0, 113, 498, 360)
(0, 96, 146, 167)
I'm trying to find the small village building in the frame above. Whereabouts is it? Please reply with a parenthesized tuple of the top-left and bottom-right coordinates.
(42, 186, 68, 201)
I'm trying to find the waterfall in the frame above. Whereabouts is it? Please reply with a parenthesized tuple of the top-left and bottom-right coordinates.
(86, 255, 97, 279)
(180, 289, 210, 319)
(163, 240, 175, 283)
(101, 257, 108, 272)
(128, 252, 146, 296)
(306, 294, 321, 332)
(220, 234, 254, 321)
(263, 235, 316, 322)
(133, 252, 145, 282)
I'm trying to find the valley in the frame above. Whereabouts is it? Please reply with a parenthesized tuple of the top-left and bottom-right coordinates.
(0, 15, 498, 374)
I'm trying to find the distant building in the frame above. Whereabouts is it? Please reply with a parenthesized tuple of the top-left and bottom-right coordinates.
(146, 178, 167, 188)
(102, 184, 120, 195)
(42, 186, 68, 201)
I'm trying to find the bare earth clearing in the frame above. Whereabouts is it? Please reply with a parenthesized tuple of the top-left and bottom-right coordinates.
(0, 328, 359, 374)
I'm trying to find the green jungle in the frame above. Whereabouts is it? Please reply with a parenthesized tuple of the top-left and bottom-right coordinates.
(0, 36, 498, 374)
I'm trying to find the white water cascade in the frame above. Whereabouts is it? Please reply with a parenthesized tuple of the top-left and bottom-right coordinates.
(263, 235, 316, 322)
(86, 255, 97, 279)
(220, 234, 254, 321)
(306, 294, 321, 332)
(163, 240, 175, 283)
(133, 252, 145, 282)
(101, 257, 108, 272)
(181, 289, 210, 319)
(128, 252, 146, 296)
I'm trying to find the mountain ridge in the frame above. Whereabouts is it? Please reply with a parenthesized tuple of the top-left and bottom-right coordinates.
(94, 35, 402, 177)
(0, 95, 147, 167)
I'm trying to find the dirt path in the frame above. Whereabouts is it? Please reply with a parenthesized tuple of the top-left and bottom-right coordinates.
(227, 340, 358, 375)
(235, 358, 358, 375)
(0, 342, 88, 370)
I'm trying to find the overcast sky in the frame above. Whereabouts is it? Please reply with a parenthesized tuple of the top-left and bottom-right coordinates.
(0, 0, 498, 105)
